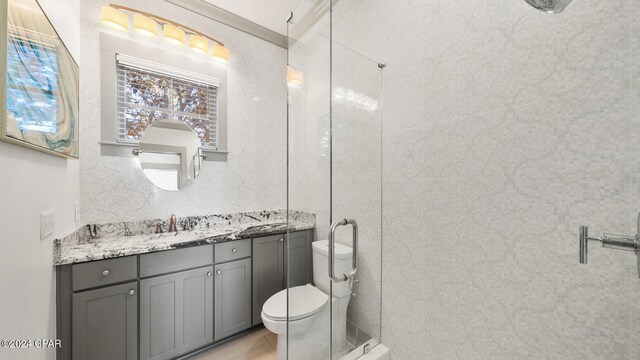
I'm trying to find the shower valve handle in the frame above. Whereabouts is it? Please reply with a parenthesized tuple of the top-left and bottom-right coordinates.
(579, 212, 640, 278)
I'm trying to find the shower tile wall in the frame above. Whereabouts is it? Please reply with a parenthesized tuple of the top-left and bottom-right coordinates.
(79, 0, 287, 223)
(330, 0, 640, 359)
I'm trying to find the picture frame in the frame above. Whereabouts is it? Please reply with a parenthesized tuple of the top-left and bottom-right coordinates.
(0, 0, 79, 159)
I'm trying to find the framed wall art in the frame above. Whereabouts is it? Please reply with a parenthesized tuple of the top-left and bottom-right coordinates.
(0, 0, 79, 158)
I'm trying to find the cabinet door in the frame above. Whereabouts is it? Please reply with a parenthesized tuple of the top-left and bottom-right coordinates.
(72, 282, 137, 360)
(252, 234, 285, 325)
(285, 230, 314, 287)
(140, 266, 214, 360)
(215, 258, 252, 340)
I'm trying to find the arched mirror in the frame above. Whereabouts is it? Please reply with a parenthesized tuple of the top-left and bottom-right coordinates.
(134, 119, 204, 191)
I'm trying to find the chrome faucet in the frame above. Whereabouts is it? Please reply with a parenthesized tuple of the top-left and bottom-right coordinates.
(169, 215, 177, 233)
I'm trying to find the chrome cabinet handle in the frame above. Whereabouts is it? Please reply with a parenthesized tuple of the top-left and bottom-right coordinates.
(128, 289, 135, 296)
(207, 271, 212, 277)
(102, 270, 110, 276)
(280, 238, 284, 243)
(328, 218, 358, 283)
(216, 270, 221, 275)
(232, 248, 237, 253)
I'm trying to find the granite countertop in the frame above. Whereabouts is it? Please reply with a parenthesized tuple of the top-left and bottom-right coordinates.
(54, 210, 315, 265)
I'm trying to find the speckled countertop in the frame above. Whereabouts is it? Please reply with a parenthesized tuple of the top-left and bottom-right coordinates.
(54, 210, 315, 265)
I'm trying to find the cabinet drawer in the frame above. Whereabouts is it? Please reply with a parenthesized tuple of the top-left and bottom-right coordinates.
(215, 239, 251, 264)
(140, 245, 213, 278)
(72, 256, 138, 291)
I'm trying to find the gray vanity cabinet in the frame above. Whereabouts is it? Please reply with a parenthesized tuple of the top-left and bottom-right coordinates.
(72, 282, 138, 360)
(57, 229, 315, 360)
(139, 266, 214, 360)
(251, 230, 314, 326)
(252, 234, 285, 325)
(214, 258, 252, 340)
(285, 229, 314, 287)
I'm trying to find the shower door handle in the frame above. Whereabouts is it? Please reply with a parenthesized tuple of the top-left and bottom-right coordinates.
(328, 218, 358, 282)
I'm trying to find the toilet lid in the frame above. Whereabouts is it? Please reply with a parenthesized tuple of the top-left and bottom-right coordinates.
(262, 284, 329, 321)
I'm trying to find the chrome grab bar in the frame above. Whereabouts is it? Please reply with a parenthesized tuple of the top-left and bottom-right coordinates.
(328, 218, 358, 282)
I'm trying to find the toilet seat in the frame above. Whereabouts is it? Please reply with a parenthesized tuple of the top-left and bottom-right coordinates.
(262, 284, 329, 321)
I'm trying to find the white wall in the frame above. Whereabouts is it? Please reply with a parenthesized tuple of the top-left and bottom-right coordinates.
(0, 1, 80, 359)
(80, 0, 287, 223)
(330, 0, 640, 359)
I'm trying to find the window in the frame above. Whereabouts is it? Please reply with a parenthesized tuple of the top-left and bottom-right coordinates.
(100, 35, 228, 161)
(115, 55, 219, 149)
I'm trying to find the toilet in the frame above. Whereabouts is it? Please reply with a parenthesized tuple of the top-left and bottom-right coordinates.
(261, 240, 353, 360)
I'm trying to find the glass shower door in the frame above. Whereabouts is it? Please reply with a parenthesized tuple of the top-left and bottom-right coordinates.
(287, 0, 383, 359)
(329, 39, 382, 359)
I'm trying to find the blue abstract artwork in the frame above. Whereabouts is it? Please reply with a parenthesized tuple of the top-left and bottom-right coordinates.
(3, 0, 79, 158)
(6, 37, 59, 133)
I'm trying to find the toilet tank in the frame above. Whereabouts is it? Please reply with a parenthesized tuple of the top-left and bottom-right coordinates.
(312, 240, 353, 298)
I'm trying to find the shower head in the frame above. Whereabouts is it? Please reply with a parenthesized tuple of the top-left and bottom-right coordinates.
(524, 0, 573, 13)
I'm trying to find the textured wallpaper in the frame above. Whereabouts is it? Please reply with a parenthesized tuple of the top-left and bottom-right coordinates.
(329, 0, 640, 359)
(79, 0, 287, 223)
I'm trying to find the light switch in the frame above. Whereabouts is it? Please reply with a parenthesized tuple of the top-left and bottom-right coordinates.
(40, 210, 55, 240)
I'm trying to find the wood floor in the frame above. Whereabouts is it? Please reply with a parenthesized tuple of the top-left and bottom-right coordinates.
(192, 327, 277, 360)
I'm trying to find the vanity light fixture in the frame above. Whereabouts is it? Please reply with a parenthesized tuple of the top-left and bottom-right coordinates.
(100, 6, 128, 32)
(212, 44, 229, 63)
(163, 24, 185, 46)
(100, 4, 229, 64)
(287, 67, 303, 86)
(189, 35, 209, 54)
(133, 14, 158, 37)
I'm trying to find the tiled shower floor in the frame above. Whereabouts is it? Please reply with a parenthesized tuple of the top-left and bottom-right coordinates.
(192, 327, 277, 360)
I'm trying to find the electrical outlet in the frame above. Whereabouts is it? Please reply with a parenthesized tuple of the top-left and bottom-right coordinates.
(75, 202, 80, 222)
(40, 210, 55, 240)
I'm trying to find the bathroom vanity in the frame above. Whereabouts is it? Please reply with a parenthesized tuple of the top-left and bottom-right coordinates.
(54, 210, 315, 360)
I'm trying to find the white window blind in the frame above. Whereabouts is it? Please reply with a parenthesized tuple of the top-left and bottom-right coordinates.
(115, 54, 219, 149)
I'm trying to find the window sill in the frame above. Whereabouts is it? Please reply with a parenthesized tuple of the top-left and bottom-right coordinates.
(99, 141, 229, 162)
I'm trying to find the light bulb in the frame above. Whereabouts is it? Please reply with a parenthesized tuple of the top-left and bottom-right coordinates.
(163, 24, 185, 46)
(212, 44, 229, 64)
(133, 14, 158, 37)
(100, 6, 128, 32)
(189, 35, 209, 54)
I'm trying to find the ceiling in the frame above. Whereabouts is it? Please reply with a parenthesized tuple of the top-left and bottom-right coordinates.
(203, 0, 301, 35)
